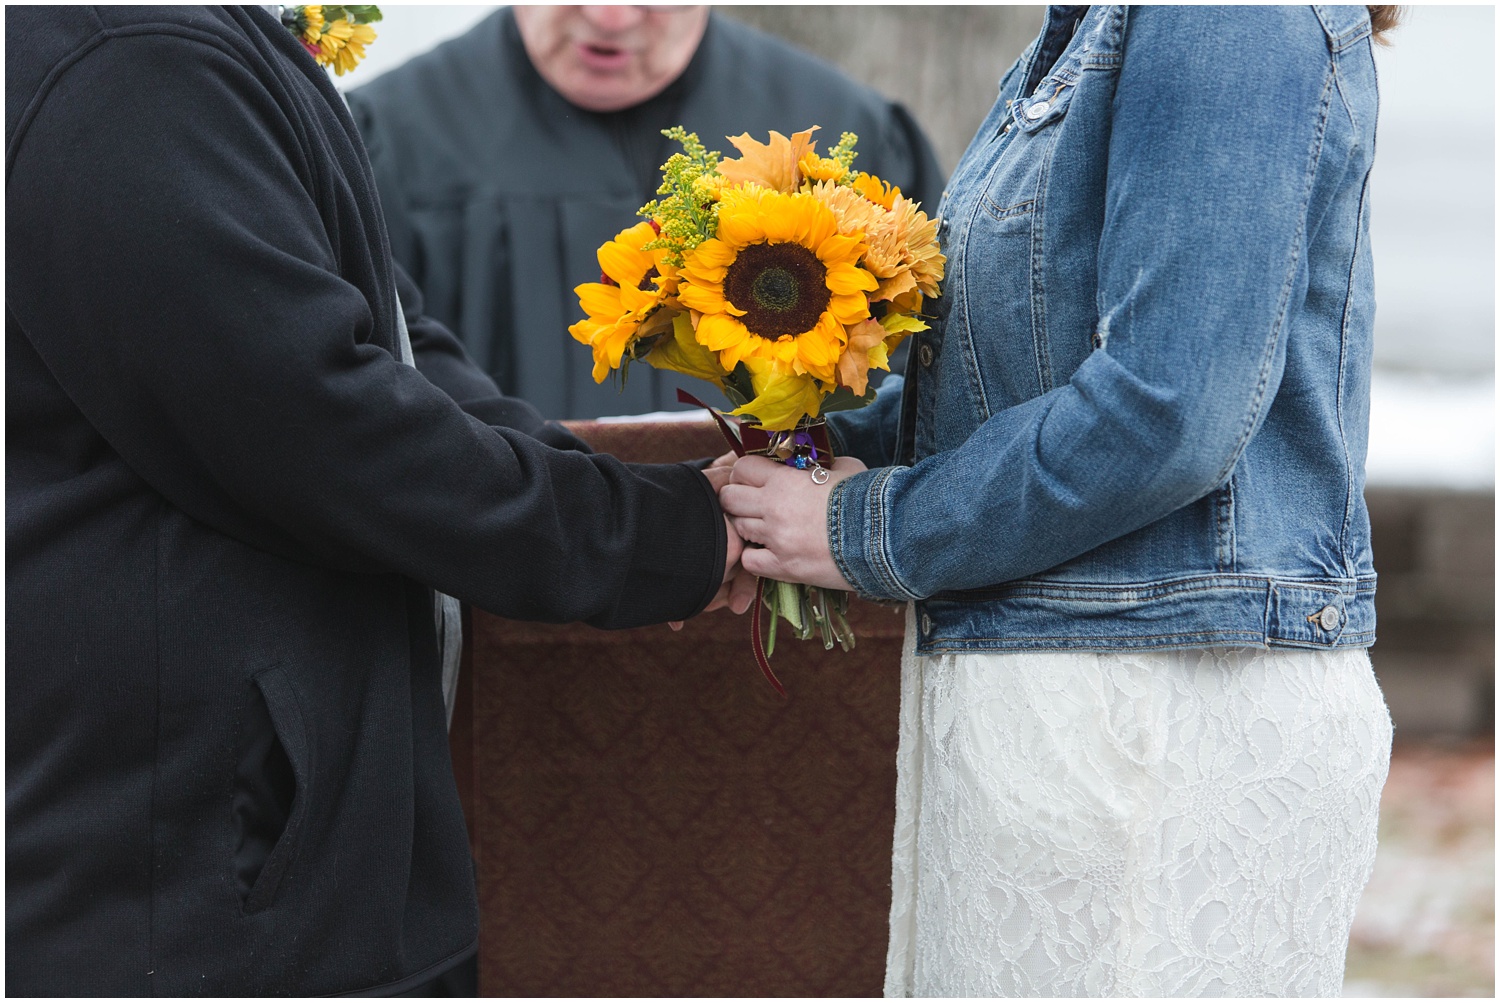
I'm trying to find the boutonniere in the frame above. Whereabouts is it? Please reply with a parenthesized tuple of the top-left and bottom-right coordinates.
(281, 5, 382, 77)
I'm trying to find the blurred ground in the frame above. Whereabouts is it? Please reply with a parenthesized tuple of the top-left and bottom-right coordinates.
(1344, 739, 1495, 997)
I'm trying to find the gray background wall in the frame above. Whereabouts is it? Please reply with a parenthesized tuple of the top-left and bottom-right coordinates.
(720, 6, 1043, 177)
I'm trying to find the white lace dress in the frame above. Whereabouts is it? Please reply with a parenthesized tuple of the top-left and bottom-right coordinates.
(885, 607, 1392, 998)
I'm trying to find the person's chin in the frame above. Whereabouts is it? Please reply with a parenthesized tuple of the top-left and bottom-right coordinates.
(560, 71, 653, 113)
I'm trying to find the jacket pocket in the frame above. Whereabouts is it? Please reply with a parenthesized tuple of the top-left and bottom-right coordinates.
(233, 665, 312, 914)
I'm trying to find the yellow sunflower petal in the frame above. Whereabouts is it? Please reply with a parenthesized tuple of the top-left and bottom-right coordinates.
(677, 278, 725, 312)
(825, 261, 879, 296)
(794, 313, 844, 382)
(687, 237, 738, 270)
(568, 317, 603, 347)
(576, 283, 627, 321)
(598, 239, 655, 288)
(816, 232, 868, 267)
(828, 291, 874, 326)
(618, 283, 660, 315)
(715, 201, 769, 248)
(695, 311, 749, 353)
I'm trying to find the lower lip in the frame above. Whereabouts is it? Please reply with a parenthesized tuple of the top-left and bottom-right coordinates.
(575, 42, 632, 72)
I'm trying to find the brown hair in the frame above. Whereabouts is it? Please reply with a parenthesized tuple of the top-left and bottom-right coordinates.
(1368, 6, 1402, 44)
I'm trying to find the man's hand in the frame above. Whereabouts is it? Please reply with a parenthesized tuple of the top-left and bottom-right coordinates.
(718, 454, 866, 591)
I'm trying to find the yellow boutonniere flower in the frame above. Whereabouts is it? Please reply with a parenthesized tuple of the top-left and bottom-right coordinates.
(282, 6, 381, 77)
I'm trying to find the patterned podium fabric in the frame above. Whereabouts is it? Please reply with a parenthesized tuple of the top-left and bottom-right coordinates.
(464, 419, 905, 995)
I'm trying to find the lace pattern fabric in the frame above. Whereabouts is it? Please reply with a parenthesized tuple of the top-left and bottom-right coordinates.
(885, 607, 1392, 998)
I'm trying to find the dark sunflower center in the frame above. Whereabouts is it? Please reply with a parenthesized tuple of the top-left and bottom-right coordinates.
(723, 242, 830, 338)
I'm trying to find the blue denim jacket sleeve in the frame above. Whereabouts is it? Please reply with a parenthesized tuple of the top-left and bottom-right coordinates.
(830, 6, 1337, 602)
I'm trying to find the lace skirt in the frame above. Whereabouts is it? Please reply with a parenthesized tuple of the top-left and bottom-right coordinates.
(885, 607, 1392, 998)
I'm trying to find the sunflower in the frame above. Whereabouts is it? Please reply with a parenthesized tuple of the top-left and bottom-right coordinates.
(569, 221, 676, 382)
(317, 18, 377, 76)
(678, 186, 877, 393)
(281, 4, 326, 56)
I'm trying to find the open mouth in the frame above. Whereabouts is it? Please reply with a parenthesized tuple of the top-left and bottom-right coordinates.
(576, 41, 631, 70)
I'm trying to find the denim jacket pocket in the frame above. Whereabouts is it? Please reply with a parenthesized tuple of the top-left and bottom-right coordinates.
(235, 665, 313, 915)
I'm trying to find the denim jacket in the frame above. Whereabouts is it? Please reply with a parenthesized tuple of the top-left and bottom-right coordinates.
(827, 5, 1379, 654)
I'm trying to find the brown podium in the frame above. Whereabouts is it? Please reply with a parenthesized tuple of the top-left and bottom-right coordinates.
(453, 418, 905, 996)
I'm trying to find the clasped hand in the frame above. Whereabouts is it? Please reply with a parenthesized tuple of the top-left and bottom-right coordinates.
(695, 451, 866, 622)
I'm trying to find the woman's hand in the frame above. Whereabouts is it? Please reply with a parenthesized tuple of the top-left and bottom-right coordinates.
(718, 454, 866, 591)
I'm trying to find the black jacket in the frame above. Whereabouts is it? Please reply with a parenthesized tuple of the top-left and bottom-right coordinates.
(6, 6, 724, 995)
(349, 8, 946, 419)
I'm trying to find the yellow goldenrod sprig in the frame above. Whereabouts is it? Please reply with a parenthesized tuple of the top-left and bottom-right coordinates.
(638, 127, 722, 267)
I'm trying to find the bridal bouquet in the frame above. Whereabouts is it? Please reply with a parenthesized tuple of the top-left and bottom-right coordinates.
(571, 126, 944, 693)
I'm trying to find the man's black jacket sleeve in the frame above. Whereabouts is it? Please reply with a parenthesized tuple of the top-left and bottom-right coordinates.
(397, 264, 591, 452)
(6, 30, 722, 628)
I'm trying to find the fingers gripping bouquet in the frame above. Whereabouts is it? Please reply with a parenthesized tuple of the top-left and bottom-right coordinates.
(570, 126, 944, 693)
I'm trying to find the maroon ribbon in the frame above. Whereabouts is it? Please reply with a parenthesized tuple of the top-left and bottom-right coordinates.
(677, 389, 745, 457)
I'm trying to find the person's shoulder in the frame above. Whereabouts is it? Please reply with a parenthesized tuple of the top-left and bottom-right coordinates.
(1124, 5, 1333, 62)
(7, 6, 250, 157)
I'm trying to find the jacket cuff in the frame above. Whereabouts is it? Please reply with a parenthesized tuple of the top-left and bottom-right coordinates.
(827, 466, 922, 603)
(605, 462, 725, 626)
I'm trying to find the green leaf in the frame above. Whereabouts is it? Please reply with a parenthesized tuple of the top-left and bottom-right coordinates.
(818, 385, 878, 414)
(777, 580, 803, 632)
(722, 363, 755, 409)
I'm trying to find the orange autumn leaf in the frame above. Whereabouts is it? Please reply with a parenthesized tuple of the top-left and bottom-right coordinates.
(837, 317, 891, 397)
(718, 126, 821, 194)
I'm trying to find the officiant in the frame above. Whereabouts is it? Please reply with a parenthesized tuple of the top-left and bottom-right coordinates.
(347, 5, 944, 420)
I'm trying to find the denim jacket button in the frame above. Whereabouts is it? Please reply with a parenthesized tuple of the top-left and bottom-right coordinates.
(1025, 101, 1050, 120)
(920, 612, 933, 635)
(919, 343, 935, 368)
(1317, 605, 1341, 631)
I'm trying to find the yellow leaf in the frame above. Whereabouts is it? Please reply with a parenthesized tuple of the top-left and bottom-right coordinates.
(646, 312, 727, 384)
(730, 359, 823, 431)
(880, 312, 930, 336)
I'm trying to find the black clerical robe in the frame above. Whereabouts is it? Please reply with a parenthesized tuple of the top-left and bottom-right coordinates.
(349, 8, 944, 419)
